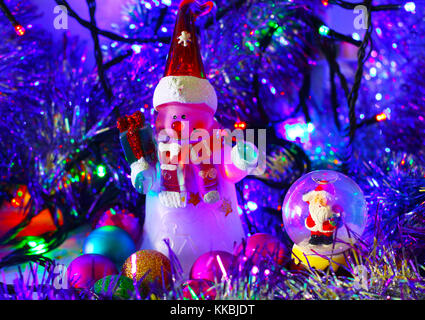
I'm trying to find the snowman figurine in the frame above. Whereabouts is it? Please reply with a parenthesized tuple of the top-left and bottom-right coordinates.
(117, 0, 260, 274)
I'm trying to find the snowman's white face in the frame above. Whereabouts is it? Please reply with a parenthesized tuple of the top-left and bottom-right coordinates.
(155, 102, 215, 139)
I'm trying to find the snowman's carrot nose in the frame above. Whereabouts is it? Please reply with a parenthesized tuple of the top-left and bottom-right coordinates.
(172, 121, 183, 134)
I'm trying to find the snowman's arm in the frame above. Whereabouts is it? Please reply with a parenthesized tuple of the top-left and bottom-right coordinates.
(219, 141, 259, 183)
(130, 158, 159, 194)
(117, 111, 160, 194)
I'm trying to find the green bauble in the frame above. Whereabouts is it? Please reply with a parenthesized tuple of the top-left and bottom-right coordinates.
(94, 275, 135, 300)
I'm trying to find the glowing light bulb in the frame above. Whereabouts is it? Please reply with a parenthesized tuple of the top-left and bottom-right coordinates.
(28, 241, 37, 248)
(282, 121, 314, 143)
(318, 25, 330, 36)
(376, 113, 387, 122)
(404, 2, 416, 12)
(247, 201, 258, 211)
(234, 121, 247, 129)
(96, 164, 107, 178)
(131, 44, 142, 54)
(251, 266, 259, 275)
(14, 25, 25, 36)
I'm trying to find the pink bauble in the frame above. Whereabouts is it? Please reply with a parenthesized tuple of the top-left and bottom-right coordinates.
(234, 233, 288, 265)
(93, 207, 141, 243)
(182, 279, 216, 300)
(190, 251, 235, 283)
(67, 254, 118, 289)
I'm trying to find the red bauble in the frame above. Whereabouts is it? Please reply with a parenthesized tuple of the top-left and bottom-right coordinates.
(234, 233, 288, 265)
(93, 207, 141, 243)
(190, 251, 235, 283)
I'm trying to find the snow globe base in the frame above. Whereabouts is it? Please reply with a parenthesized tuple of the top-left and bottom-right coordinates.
(291, 244, 346, 271)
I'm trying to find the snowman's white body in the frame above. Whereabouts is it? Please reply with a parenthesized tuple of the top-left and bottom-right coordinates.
(129, 134, 258, 275)
(141, 161, 245, 274)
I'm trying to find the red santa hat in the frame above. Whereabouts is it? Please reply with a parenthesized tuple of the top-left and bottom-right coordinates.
(302, 182, 335, 203)
(153, 0, 217, 114)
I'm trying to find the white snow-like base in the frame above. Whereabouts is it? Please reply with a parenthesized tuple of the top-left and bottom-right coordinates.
(296, 238, 347, 256)
(140, 175, 245, 276)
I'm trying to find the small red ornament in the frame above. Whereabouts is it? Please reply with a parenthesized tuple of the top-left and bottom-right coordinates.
(92, 206, 141, 243)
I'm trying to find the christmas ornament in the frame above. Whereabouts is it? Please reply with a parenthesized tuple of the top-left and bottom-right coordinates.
(17, 207, 63, 237)
(67, 254, 118, 289)
(93, 206, 142, 243)
(121, 250, 172, 293)
(181, 279, 216, 300)
(0, 185, 64, 239)
(117, 0, 260, 274)
(190, 251, 235, 283)
(282, 170, 368, 270)
(82, 225, 136, 267)
(234, 233, 288, 266)
(93, 275, 135, 300)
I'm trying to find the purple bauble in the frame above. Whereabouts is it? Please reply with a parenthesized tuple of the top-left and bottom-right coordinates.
(234, 233, 288, 265)
(67, 254, 118, 289)
(182, 279, 216, 300)
(190, 251, 235, 283)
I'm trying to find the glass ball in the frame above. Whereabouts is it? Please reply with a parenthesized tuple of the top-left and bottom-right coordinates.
(282, 170, 368, 255)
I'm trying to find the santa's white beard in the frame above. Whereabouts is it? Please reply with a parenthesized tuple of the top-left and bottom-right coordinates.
(309, 202, 333, 225)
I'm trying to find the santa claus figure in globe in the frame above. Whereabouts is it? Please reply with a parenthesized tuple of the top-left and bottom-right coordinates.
(302, 182, 342, 246)
(117, 0, 260, 274)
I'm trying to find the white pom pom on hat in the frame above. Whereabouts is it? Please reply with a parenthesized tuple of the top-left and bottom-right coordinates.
(153, 76, 217, 113)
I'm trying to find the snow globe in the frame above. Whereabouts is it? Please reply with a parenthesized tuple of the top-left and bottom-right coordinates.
(282, 170, 368, 270)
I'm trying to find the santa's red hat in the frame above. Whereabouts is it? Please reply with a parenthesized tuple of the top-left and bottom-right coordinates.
(314, 182, 335, 195)
(302, 182, 335, 203)
(153, 0, 217, 113)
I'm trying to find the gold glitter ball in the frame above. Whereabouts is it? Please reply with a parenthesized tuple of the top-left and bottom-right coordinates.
(121, 250, 172, 291)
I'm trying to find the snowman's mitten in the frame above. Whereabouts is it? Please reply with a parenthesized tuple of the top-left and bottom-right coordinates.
(203, 190, 220, 204)
(130, 158, 156, 194)
(231, 141, 259, 174)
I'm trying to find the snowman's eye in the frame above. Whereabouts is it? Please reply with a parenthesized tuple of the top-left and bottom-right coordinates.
(173, 115, 177, 119)
(182, 115, 186, 119)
